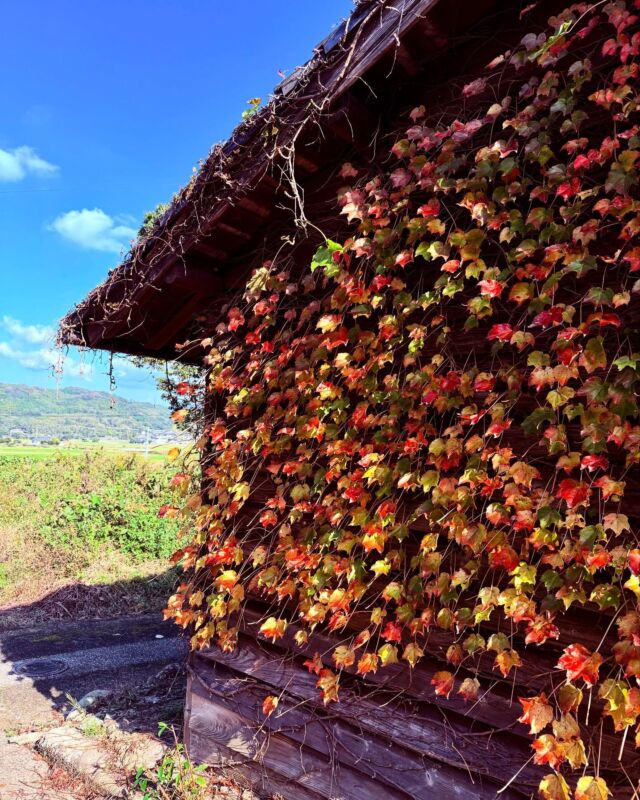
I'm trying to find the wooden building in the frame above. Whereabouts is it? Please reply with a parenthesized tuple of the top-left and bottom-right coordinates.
(61, 1, 640, 798)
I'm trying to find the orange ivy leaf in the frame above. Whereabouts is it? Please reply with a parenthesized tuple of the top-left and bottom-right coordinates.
(593, 475, 625, 501)
(431, 670, 454, 697)
(259, 616, 288, 641)
(357, 652, 380, 675)
(382, 621, 403, 643)
(532, 734, 565, 769)
(215, 570, 238, 590)
(316, 668, 340, 704)
(518, 693, 554, 734)
(303, 652, 323, 675)
(259, 510, 278, 527)
(262, 695, 279, 716)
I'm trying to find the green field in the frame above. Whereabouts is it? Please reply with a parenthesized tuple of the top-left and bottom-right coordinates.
(0, 447, 190, 623)
(0, 440, 176, 461)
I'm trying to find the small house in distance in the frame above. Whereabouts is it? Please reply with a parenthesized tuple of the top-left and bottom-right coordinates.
(60, 1, 640, 798)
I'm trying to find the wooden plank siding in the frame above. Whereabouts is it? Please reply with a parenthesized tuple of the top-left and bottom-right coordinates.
(186, 638, 531, 799)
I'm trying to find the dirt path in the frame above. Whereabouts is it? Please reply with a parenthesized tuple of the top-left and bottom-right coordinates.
(0, 613, 186, 735)
(0, 613, 187, 799)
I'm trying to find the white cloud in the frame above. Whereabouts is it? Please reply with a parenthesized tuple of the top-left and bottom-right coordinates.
(0, 145, 58, 182)
(0, 340, 93, 380)
(0, 319, 160, 398)
(1, 316, 54, 345)
(0, 316, 92, 380)
(49, 208, 137, 253)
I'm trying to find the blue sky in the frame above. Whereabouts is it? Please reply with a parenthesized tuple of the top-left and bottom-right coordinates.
(0, 0, 354, 404)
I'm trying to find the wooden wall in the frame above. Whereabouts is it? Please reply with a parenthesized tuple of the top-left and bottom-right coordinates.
(185, 635, 531, 800)
(184, 617, 638, 799)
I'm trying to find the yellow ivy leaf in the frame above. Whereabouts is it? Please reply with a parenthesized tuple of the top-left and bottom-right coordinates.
(251, 545, 267, 567)
(232, 482, 250, 501)
(562, 738, 587, 769)
(259, 616, 287, 641)
(402, 642, 424, 668)
(370, 607, 385, 625)
(552, 713, 580, 741)
(558, 683, 583, 713)
(378, 643, 399, 666)
(495, 648, 522, 676)
(316, 668, 339, 704)
(294, 630, 308, 646)
(371, 559, 391, 576)
(332, 645, 355, 669)
(575, 776, 611, 800)
(624, 574, 640, 598)
(458, 677, 480, 701)
(603, 513, 630, 534)
(539, 773, 571, 800)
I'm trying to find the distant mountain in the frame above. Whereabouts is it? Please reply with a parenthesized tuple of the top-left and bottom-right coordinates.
(0, 383, 175, 443)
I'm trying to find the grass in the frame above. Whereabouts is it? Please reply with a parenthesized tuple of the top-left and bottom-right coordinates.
(0, 448, 188, 622)
(0, 439, 175, 462)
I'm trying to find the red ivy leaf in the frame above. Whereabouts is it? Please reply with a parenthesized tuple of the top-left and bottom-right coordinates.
(557, 644, 603, 686)
(556, 479, 590, 509)
(487, 323, 515, 342)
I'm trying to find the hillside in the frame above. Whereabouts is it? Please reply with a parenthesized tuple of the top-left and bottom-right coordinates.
(0, 383, 175, 442)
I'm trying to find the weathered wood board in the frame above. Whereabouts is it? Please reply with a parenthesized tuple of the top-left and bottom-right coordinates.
(185, 636, 536, 800)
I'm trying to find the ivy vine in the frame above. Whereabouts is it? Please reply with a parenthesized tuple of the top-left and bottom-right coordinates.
(165, 3, 640, 797)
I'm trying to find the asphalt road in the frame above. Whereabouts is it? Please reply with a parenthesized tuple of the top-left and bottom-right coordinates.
(0, 614, 186, 731)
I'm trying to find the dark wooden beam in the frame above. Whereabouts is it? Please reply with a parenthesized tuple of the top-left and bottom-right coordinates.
(256, 173, 280, 191)
(166, 263, 222, 295)
(85, 321, 108, 348)
(191, 646, 532, 799)
(99, 337, 194, 363)
(324, 91, 380, 152)
(236, 195, 272, 219)
(192, 240, 230, 261)
(394, 41, 421, 76)
(217, 221, 253, 241)
(145, 293, 204, 351)
(293, 153, 321, 174)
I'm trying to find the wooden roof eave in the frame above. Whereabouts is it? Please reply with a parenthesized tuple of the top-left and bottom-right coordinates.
(58, 0, 481, 362)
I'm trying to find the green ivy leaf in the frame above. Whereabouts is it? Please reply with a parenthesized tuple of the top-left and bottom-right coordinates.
(311, 240, 343, 274)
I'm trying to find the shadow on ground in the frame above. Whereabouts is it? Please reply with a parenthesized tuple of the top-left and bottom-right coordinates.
(0, 571, 187, 738)
(0, 568, 180, 632)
